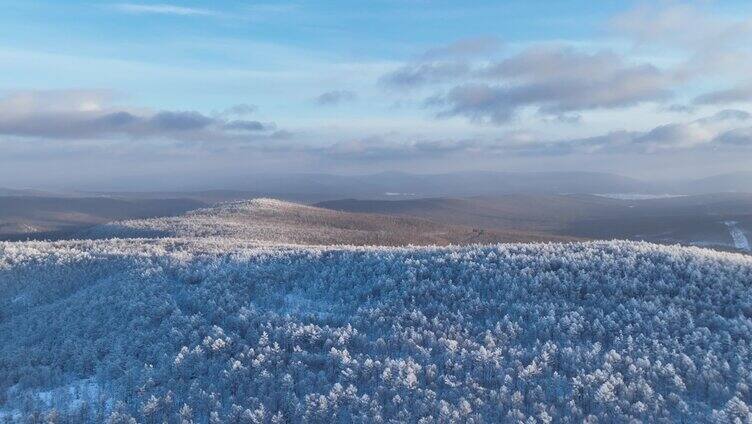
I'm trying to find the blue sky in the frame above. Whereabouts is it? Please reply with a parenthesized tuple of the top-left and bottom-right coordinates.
(1, 1, 752, 189)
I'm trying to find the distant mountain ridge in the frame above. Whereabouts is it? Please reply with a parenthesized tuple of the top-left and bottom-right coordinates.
(3, 171, 751, 201)
(680, 171, 752, 194)
(228, 171, 655, 199)
(164, 170, 752, 198)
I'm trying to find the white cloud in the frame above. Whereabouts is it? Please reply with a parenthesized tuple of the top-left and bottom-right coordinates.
(113, 3, 217, 17)
(0, 90, 277, 141)
(422, 46, 672, 124)
(610, 3, 752, 78)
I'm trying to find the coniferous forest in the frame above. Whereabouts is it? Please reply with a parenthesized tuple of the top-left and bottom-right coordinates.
(2, 237, 751, 422)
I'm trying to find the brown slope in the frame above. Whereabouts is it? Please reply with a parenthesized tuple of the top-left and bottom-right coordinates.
(0, 196, 207, 241)
(85, 198, 578, 246)
(316, 195, 627, 232)
(316, 195, 752, 251)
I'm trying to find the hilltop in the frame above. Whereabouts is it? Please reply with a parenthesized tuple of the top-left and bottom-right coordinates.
(81, 198, 573, 245)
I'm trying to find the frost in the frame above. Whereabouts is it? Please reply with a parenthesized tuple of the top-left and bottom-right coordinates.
(725, 221, 751, 251)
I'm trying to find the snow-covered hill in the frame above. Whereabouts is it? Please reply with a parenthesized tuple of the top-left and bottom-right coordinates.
(2, 236, 752, 422)
(80, 198, 573, 245)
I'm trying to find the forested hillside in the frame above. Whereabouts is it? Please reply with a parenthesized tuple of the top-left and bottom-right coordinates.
(81, 199, 572, 245)
(317, 194, 752, 252)
(2, 239, 751, 422)
(0, 196, 206, 241)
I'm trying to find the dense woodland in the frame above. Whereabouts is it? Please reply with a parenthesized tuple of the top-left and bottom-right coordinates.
(1, 238, 752, 422)
(81, 199, 565, 246)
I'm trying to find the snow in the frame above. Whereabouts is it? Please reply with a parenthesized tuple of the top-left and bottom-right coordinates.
(0, 410, 20, 421)
(2, 199, 752, 422)
(724, 221, 751, 251)
(79, 199, 389, 244)
(281, 293, 335, 318)
(2, 379, 103, 420)
(35, 379, 102, 412)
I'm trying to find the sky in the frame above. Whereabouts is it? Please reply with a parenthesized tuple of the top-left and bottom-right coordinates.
(1, 0, 752, 189)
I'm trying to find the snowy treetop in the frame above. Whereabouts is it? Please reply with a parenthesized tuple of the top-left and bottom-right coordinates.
(2, 236, 752, 422)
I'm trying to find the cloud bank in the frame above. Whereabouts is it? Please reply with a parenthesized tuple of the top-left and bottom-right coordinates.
(0, 91, 278, 143)
(382, 43, 673, 124)
(0, 90, 749, 167)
